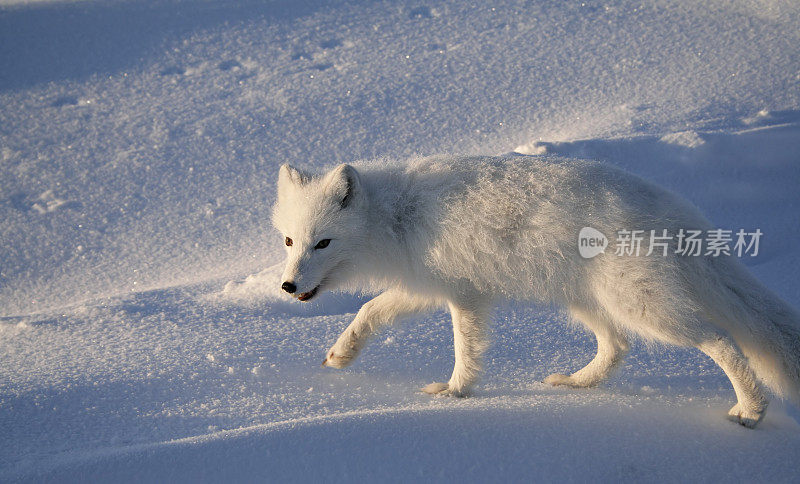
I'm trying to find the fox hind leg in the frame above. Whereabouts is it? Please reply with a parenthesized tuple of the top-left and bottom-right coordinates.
(697, 335, 768, 428)
(545, 307, 629, 388)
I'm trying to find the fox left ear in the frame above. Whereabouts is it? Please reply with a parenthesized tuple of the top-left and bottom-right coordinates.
(323, 164, 361, 209)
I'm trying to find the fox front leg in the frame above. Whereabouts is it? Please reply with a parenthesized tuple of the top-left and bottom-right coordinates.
(422, 298, 490, 397)
(322, 289, 433, 369)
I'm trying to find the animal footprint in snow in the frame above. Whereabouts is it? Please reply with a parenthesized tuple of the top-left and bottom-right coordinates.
(32, 190, 71, 214)
(159, 65, 186, 76)
(51, 96, 78, 107)
(409, 6, 437, 19)
(291, 51, 312, 61)
(218, 60, 242, 72)
(319, 38, 342, 49)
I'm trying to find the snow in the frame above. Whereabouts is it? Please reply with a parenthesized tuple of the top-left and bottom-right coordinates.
(1, 0, 799, 481)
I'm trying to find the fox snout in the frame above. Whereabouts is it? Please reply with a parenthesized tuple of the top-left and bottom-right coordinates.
(281, 278, 319, 302)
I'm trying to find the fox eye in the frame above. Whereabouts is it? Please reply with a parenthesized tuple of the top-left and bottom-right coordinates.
(314, 239, 331, 250)
(285, 237, 293, 247)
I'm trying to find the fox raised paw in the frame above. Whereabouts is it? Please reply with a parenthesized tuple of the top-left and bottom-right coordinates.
(322, 331, 362, 369)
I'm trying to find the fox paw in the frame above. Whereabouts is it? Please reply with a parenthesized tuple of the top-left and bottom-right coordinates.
(322, 349, 352, 368)
(322, 342, 359, 369)
(727, 403, 766, 429)
(544, 373, 573, 386)
(322, 329, 365, 369)
(420, 382, 467, 397)
(543, 373, 586, 388)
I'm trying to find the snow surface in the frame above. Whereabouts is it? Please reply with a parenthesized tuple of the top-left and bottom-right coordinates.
(1, 0, 800, 481)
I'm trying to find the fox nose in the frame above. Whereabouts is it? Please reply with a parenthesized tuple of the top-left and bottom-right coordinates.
(281, 281, 297, 294)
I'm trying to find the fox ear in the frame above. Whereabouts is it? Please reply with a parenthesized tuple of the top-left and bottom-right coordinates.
(323, 164, 360, 209)
(277, 164, 308, 199)
(278, 164, 307, 187)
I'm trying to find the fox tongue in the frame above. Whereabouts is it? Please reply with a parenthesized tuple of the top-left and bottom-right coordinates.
(297, 287, 317, 301)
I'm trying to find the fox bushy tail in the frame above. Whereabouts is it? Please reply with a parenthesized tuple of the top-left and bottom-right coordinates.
(703, 257, 800, 403)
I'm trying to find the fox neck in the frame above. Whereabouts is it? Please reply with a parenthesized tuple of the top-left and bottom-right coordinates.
(347, 182, 426, 290)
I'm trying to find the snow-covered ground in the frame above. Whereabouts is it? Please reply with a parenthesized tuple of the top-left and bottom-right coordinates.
(1, 0, 799, 481)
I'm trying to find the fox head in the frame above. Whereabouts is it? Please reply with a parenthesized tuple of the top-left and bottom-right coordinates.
(272, 163, 367, 302)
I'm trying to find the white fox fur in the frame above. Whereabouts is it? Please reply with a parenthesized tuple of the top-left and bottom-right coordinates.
(272, 154, 800, 428)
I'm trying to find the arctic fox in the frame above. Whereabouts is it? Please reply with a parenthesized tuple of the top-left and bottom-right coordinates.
(272, 155, 800, 428)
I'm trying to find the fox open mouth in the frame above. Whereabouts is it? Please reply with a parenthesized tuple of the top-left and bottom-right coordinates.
(296, 286, 319, 302)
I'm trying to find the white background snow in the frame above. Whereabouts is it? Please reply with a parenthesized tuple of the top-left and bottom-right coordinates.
(1, 0, 799, 481)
